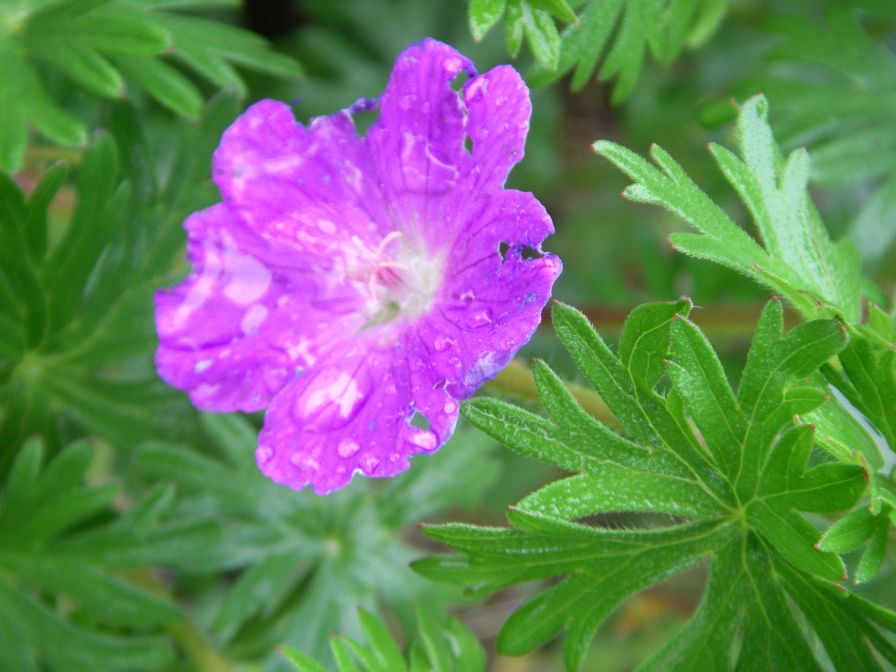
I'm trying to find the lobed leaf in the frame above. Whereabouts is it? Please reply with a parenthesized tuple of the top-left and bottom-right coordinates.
(0, 0, 301, 171)
(0, 439, 209, 671)
(282, 607, 486, 672)
(527, 0, 728, 101)
(429, 302, 884, 669)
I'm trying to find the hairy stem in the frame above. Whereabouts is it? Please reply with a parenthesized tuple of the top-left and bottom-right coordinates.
(487, 358, 617, 426)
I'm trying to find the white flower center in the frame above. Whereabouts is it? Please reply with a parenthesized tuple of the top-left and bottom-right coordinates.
(346, 232, 443, 326)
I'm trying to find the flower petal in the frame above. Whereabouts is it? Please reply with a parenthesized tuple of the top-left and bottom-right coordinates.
(462, 65, 531, 193)
(256, 331, 458, 495)
(212, 99, 390, 260)
(418, 189, 562, 398)
(366, 39, 474, 229)
(155, 204, 365, 412)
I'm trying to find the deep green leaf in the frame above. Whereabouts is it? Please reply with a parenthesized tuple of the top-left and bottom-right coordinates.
(433, 301, 883, 669)
(619, 298, 692, 389)
(0, 0, 301, 169)
(469, 0, 507, 41)
(818, 507, 875, 553)
(855, 513, 889, 583)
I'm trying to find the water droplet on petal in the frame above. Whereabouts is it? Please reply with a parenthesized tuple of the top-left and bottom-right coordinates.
(388, 452, 401, 462)
(241, 304, 269, 335)
(410, 430, 438, 451)
(222, 250, 271, 306)
(360, 454, 380, 474)
(433, 334, 455, 352)
(290, 454, 319, 471)
(295, 368, 369, 429)
(443, 400, 457, 414)
(338, 439, 360, 458)
(194, 359, 213, 373)
(468, 308, 493, 328)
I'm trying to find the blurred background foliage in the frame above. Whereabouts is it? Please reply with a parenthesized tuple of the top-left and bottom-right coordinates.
(0, 0, 894, 670)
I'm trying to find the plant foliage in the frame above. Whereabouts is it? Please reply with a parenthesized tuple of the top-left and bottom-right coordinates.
(1, 2, 895, 671)
(741, 6, 896, 265)
(595, 93, 896, 584)
(596, 94, 866, 323)
(468, 0, 577, 71)
(282, 606, 486, 672)
(135, 413, 499, 664)
(0, 95, 240, 464)
(0, 0, 300, 171)
(0, 438, 215, 671)
(521, 0, 728, 101)
(416, 297, 896, 670)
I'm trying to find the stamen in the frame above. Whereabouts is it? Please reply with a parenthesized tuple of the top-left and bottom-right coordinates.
(359, 232, 409, 300)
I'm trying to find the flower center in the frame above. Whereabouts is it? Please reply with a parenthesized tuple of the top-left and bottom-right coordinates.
(347, 232, 443, 326)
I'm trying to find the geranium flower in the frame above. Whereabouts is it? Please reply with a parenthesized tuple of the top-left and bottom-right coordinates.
(154, 39, 561, 494)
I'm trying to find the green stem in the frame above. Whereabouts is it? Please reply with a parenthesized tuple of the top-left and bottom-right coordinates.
(23, 145, 83, 165)
(486, 358, 617, 426)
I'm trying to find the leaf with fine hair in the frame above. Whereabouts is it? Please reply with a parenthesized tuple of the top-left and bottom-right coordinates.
(415, 300, 891, 670)
(595, 94, 863, 323)
(596, 90, 896, 582)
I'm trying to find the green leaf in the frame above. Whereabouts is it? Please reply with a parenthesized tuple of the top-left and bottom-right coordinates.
(115, 56, 202, 118)
(668, 314, 743, 475)
(856, 512, 889, 583)
(282, 607, 485, 672)
(517, 0, 561, 70)
(740, 8, 896, 213)
(619, 297, 692, 389)
(527, 0, 727, 101)
(469, 0, 507, 41)
(358, 608, 406, 671)
(0, 439, 203, 671)
(638, 540, 743, 672)
(595, 91, 894, 517)
(0, 0, 301, 170)
(30, 42, 124, 97)
(0, 96, 241, 455)
(476, 0, 574, 68)
(426, 303, 883, 669)
(595, 95, 865, 323)
(135, 414, 497, 663)
(818, 507, 875, 553)
(279, 647, 329, 672)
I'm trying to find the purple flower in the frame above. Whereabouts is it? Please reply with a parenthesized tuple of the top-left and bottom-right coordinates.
(154, 39, 561, 494)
